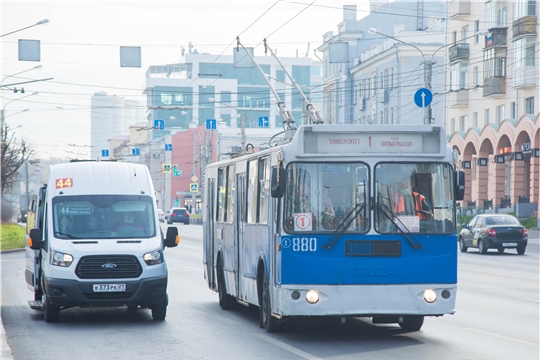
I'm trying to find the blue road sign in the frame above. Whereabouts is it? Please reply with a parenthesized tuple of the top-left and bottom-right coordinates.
(206, 119, 216, 130)
(132, 148, 140, 156)
(165, 144, 172, 151)
(258, 116, 269, 127)
(414, 88, 433, 108)
(101, 149, 109, 157)
(154, 119, 164, 130)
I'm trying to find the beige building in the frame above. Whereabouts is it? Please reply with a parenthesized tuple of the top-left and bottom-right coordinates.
(445, 0, 539, 223)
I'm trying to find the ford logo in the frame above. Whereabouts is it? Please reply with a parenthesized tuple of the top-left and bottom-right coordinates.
(102, 263, 117, 269)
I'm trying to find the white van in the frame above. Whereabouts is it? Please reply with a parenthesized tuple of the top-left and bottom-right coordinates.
(25, 160, 179, 322)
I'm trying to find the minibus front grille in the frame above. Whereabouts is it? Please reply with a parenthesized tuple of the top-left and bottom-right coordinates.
(76, 255, 142, 279)
(346, 240, 401, 257)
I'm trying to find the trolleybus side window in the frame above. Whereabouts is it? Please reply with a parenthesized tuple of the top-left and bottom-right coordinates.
(216, 168, 225, 223)
(258, 158, 270, 224)
(247, 160, 258, 224)
(225, 165, 235, 223)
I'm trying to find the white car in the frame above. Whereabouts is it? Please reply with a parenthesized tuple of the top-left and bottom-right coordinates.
(157, 209, 165, 222)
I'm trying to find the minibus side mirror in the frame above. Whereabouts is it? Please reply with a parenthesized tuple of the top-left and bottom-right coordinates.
(164, 227, 179, 248)
(28, 228, 43, 250)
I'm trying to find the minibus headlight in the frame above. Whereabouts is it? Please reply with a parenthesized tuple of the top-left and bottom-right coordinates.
(50, 250, 73, 267)
(144, 249, 163, 265)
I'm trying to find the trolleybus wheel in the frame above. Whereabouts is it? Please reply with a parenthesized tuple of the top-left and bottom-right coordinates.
(399, 315, 424, 331)
(218, 260, 237, 310)
(261, 273, 280, 332)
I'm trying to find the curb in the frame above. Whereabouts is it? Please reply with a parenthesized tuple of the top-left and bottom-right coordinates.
(1, 316, 13, 360)
(0, 248, 25, 254)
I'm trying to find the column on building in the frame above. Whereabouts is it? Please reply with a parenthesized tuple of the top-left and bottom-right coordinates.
(510, 159, 525, 204)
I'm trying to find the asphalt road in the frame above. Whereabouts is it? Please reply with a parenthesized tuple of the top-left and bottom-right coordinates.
(1, 225, 539, 360)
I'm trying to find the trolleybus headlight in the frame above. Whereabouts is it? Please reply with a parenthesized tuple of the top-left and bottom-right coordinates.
(143, 249, 164, 265)
(423, 289, 437, 303)
(306, 290, 320, 304)
(50, 250, 73, 267)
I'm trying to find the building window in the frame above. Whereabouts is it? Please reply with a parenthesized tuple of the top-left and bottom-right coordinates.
(221, 91, 231, 103)
(525, 97, 534, 114)
(461, 25, 469, 43)
(451, 118, 456, 132)
(452, 31, 457, 44)
(450, 62, 468, 90)
(390, 68, 394, 89)
(390, 107, 394, 124)
(510, 102, 516, 119)
(473, 67, 479, 87)
(483, 48, 506, 79)
(383, 68, 389, 90)
(496, 105, 505, 124)
(460, 115, 468, 131)
(484, 109, 490, 125)
(514, 0, 537, 19)
(371, 71, 377, 98)
(473, 112, 478, 127)
(474, 20, 480, 43)
(383, 107, 388, 124)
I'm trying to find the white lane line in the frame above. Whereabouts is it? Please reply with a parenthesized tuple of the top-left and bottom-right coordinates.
(255, 333, 323, 360)
(522, 298, 540, 303)
(465, 328, 539, 348)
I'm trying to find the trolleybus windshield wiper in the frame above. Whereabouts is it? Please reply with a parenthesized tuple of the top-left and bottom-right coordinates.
(322, 203, 364, 250)
(377, 202, 423, 250)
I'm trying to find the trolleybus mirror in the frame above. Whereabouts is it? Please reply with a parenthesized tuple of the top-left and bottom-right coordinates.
(455, 171, 465, 201)
(271, 167, 285, 198)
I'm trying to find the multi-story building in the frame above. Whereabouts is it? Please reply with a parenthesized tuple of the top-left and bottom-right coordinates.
(90, 92, 145, 159)
(446, 0, 539, 221)
(317, 1, 446, 126)
(142, 50, 323, 211)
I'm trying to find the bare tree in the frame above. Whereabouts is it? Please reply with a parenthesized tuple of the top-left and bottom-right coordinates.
(1, 124, 35, 194)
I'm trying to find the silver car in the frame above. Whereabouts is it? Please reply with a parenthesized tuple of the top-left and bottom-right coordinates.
(157, 209, 165, 223)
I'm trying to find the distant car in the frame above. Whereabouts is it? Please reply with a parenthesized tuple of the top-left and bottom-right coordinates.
(459, 214, 528, 255)
(167, 207, 190, 225)
(157, 209, 165, 223)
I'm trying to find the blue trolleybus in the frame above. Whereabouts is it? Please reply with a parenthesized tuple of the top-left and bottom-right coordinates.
(203, 123, 465, 332)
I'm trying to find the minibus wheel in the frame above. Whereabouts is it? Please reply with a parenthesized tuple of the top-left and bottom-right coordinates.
(43, 295, 59, 323)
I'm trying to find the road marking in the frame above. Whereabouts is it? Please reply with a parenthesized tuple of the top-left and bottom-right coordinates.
(255, 334, 323, 360)
(465, 328, 538, 348)
(459, 267, 538, 281)
(522, 298, 540, 303)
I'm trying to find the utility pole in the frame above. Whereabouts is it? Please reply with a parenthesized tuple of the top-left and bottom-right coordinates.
(191, 131, 197, 211)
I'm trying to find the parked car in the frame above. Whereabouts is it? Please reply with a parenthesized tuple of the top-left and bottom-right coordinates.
(157, 209, 165, 223)
(167, 207, 190, 225)
(459, 214, 528, 255)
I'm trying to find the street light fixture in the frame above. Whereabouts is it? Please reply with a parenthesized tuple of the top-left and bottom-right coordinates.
(1, 92, 39, 136)
(368, 27, 489, 125)
(1, 19, 50, 38)
(1, 65, 43, 87)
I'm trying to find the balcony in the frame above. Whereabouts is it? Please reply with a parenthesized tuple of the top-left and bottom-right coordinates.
(485, 27, 508, 48)
(512, 16, 537, 39)
(448, 0, 470, 20)
(448, 90, 469, 108)
(483, 76, 506, 97)
(512, 66, 536, 89)
(449, 43, 469, 62)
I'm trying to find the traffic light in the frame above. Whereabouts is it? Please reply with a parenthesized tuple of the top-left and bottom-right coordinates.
(175, 196, 179, 206)
(173, 164, 181, 177)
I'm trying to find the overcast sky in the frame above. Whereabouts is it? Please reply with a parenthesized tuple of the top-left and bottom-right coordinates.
(1, 0, 371, 159)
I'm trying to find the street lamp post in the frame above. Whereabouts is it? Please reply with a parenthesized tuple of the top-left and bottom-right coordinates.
(368, 27, 488, 125)
(1, 92, 39, 137)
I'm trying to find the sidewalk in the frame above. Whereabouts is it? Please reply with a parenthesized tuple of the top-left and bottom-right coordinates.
(1, 316, 13, 360)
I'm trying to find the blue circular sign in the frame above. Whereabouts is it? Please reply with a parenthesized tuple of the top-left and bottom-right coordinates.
(414, 88, 433, 108)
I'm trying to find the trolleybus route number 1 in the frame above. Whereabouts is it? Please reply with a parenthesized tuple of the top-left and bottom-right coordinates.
(284, 237, 317, 252)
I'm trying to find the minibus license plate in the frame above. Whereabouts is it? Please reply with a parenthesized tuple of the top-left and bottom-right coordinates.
(93, 284, 126, 292)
